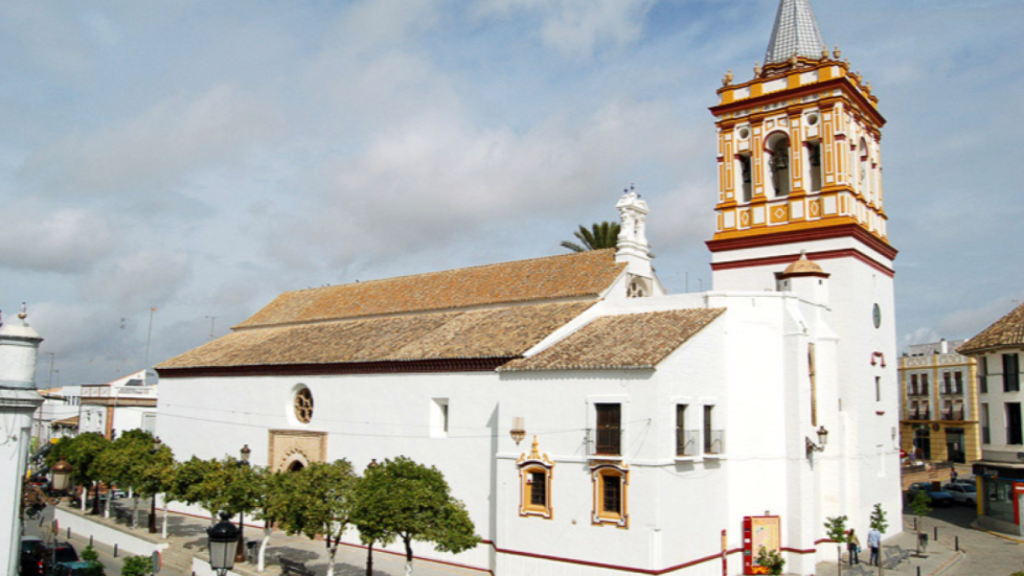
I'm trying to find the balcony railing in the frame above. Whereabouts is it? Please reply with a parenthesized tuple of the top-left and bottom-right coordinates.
(909, 410, 930, 420)
(81, 385, 158, 399)
(942, 409, 965, 421)
(676, 430, 699, 457)
(704, 430, 726, 455)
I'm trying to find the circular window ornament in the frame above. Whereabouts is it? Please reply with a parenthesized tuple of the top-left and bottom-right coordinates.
(872, 303, 881, 329)
(738, 127, 751, 140)
(806, 113, 819, 126)
(294, 386, 314, 423)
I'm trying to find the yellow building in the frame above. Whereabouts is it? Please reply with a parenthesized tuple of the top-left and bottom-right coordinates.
(899, 339, 981, 463)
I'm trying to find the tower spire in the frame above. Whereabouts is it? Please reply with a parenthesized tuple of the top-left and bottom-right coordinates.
(764, 0, 826, 65)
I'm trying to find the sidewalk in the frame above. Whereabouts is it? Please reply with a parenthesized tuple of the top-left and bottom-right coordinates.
(814, 526, 962, 576)
(54, 502, 484, 576)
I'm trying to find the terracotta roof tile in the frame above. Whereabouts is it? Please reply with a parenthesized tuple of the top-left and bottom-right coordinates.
(499, 308, 725, 371)
(157, 302, 594, 369)
(236, 249, 624, 328)
(958, 301, 1024, 355)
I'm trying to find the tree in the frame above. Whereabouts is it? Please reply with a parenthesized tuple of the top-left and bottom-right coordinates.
(272, 461, 359, 576)
(560, 222, 620, 253)
(248, 467, 283, 572)
(93, 430, 167, 530)
(870, 503, 888, 574)
(120, 555, 153, 576)
(166, 456, 226, 524)
(824, 515, 849, 576)
(351, 457, 479, 576)
(47, 432, 110, 515)
(909, 491, 932, 554)
(80, 545, 106, 576)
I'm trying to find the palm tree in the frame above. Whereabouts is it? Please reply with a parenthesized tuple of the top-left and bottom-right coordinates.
(561, 222, 620, 252)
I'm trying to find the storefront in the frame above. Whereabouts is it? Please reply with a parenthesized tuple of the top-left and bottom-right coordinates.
(973, 462, 1024, 535)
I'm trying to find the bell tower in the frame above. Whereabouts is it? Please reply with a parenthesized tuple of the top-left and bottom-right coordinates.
(706, 0, 895, 285)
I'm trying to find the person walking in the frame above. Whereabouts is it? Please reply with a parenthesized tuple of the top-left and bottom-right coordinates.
(847, 528, 861, 565)
(951, 467, 959, 483)
(867, 526, 882, 567)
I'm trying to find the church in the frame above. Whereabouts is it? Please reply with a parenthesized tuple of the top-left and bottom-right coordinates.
(156, 1, 902, 574)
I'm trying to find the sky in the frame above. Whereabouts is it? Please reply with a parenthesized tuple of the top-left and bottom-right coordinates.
(2, 0, 1023, 387)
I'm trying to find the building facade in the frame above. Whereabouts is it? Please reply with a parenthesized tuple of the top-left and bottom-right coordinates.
(155, 2, 902, 575)
(79, 369, 159, 440)
(959, 303, 1024, 535)
(899, 340, 980, 464)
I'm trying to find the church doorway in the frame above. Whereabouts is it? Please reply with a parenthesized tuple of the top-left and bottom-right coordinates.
(287, 461, 305, 472)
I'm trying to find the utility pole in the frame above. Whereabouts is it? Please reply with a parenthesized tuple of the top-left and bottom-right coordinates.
(144, 307, 157, 368)
(205, 316, 219, 341)
(46, 352, 55, 387)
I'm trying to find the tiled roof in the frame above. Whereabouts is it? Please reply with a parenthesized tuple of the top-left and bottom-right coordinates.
(765, 0, 827, 65)
(51, 416, 79, 428)
(157, 302, 594, 369)
(958, 302, 1024, 355)
(236, 249, 625, 329)
(499, 309, 725, 372)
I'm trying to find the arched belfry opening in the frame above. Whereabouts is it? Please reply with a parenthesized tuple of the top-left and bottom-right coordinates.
(766, 134, 791, 197)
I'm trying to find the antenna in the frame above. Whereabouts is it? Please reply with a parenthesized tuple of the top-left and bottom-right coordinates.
(144, 307, 157, 368)
(205, 316, 219, 341)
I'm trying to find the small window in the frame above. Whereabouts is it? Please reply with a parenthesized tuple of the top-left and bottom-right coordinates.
(704, 405, 724, 455)
(591, 464, 629, 528)
(875, 376, 881, 402)
(1006, 402, 1023, 445)
(518, 435, 554, 518)
(943, 372, 952, 394)
(676, 404, 696, 457)
(921, 374, 930, 395)
(1003, 354, 1020, 393)
(980, 357, 989, 394)
(595, 403, 621, 456)
(738, 154, 753, 202)
(431, 398, 450, 437)
(294, 386, 314, 424)
(954, 371, 963, 394)
(911, 374, 919, 395)
(981, 404, 991, 444)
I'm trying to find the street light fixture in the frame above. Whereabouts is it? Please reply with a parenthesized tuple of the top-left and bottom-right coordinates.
(805, 425, 829, 458)
(51, 459, 72, 495)
(149, 437, 162, 533)
(207, 513, 240, 576)
(236, 444, 251, 562)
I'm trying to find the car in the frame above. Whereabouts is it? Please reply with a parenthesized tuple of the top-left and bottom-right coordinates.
(943, 482, 977, 506)
(906, 482, 954, 506)
(49, 561, 94, 576)
(48, 542, 80, 565)
(20, 536, 46, 576)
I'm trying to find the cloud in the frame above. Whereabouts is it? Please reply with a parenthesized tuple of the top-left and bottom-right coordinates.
(80, 251, 192, 312)
(475, 0, 654, 59)
(0, 208, 114, 273)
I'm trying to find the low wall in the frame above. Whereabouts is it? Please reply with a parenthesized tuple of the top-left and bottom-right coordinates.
(54, 507, 169, 557)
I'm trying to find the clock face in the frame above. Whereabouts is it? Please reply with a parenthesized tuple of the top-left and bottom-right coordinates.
(873, 304, 881, 329)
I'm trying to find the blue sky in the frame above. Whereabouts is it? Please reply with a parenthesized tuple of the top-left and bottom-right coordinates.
(2, 0, 1022, 385)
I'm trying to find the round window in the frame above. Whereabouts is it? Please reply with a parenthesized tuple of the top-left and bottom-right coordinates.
(738, 127, 751, 139)
(294, 387, 314, 423)
(806, 113, 820, 126)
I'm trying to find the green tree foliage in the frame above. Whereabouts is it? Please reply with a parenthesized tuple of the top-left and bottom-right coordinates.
(243, 466, 281, 572)
(79, 545, 106, 576)
(120, 555, 153, 576)
(92, 430, 172, 528)
(824, 515, 848, 575)
(350, 457, 479, 576)
(166, 456, 228, 522)
(46, 432, 110, 514)
(272, 460, 359, 576)
(560, 222, 620, 253)
(755, 546, 785, 575)
(910, 491, 932, 554)
(870, 503, 888, 534)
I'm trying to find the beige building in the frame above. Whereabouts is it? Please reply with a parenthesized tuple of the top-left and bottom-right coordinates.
(900, 339, 980, 463)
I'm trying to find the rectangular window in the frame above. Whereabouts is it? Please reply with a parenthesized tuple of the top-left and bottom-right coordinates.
(911, 374, 919, 395)
(1006, 402, 1022, 445)
(943, 372, 952, 394)
(981, 403, 991, 444)
(921, 374, 929, 395)
(875, 376, 881, 402)
(675, 404, 690, 456)
(738, 154, 753, 203)
(595, 404, 621, 456)
(1004, 354, 1020, 392)
(431, 398, 449, 438)
(980, 357, 989, 394)
(807, 141, 823, 192)
(703, 405, 724, 454)
(954, 371, 963, 394)
(529, 471, 547, 506)
(603, 474, 621, 514)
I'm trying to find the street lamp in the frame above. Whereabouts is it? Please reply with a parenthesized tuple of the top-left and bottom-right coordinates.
(149, 437, 162, 533)
(805, 425, 829, 458)
(207, 513, 240, 576)
(236, 444, 251, 562)
(51, 459, 72, 495)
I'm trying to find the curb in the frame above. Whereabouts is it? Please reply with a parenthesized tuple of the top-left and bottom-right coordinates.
(927, 550, 963, 576)
(969, 525, 1024, 545)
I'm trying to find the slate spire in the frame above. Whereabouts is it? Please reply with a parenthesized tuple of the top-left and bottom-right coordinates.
(764, 0, 827, 65)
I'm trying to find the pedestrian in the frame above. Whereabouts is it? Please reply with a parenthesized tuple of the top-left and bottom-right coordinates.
(951, 468, 958, 483)
(867, 526, 882, 566)
(847, 528, 861, 565)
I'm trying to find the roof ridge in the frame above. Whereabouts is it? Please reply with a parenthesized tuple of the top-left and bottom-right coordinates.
(282, 249, 618, 296)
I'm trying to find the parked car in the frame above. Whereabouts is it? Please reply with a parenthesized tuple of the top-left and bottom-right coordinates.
(907, 482, 954, 506)
(48, 542, 80, 565)
(49, 561, 94, 576)
(20, 536, 46, 576)
(943, 482, 977, 506)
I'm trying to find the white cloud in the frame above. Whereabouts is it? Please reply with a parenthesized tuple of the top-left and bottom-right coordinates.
(0, 208, 114, 273)
(80, 251, 192, 313)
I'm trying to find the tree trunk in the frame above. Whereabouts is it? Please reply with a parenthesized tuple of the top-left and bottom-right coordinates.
(104, 489, 111, 519)
(326, 542, 338, 576)
(365, 542, 374, 576)
(161, 499, 169, 539)
(404, 537, 414, 576)
(837, 546, 842, 576)
(91, 483, 101, 515)
(132, 496, 140, 530)
(80, 486, 87, 511)
(258, 527, 271, 572)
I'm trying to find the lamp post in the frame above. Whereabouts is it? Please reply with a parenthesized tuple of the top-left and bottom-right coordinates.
(236, 444, 251, 562)
(207, 513, 240, 576)
(805, 425, 829, 457)
(149, 437, 162, 533)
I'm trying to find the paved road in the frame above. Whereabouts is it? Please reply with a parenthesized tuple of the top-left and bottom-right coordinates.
(904, 501, 1024, 576)
(23, 506, 127, 576)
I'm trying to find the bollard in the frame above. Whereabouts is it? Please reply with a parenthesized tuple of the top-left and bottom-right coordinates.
(914, 517, 918, 531)
(114, 543, 118, 557)
(934, 526, 938, 540)
(955, 535, 959, 551)
(917, 566, 921, 576)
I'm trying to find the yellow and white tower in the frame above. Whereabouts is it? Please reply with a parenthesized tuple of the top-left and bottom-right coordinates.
(708, 0, 903, 554)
